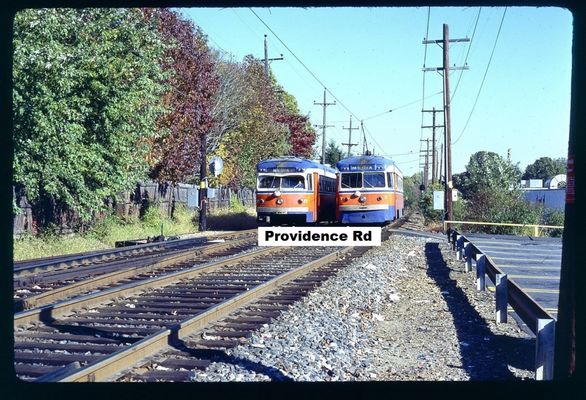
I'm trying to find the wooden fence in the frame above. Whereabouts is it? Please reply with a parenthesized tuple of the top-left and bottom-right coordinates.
(13, 183, 255, 236)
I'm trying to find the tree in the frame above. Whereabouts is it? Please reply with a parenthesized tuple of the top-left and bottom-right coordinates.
(274, 85, 316, 158)
(522, 157, 567, 181)
(13, 9, 169, 223)
(144, 9, 219, 184)
(453, 151, 522, 199)
(212, 56, 290, 188)
(324, 140, 344, 166)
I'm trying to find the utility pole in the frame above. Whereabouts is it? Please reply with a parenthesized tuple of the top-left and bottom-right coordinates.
(422, 107, 444, 184)
(314, 88, 336, 164)
(263, 34, 283, 76)
(439, 142, 444, 185)
(342, 116, 359, 157)
(420, 139, 431, 188)
(423, 24, 469, 220)
(198, 132, 207, 232)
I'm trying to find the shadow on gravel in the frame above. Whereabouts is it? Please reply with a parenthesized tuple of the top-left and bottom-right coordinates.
(170, 338, 294, 381)
(424, 242, 534, 380)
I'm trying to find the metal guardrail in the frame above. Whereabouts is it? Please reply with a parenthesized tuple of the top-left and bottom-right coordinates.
(447, 228, 556, 380)
(443, 220, 563, 237)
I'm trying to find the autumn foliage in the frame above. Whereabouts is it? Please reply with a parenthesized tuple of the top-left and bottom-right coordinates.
(13, 7, 316, 228)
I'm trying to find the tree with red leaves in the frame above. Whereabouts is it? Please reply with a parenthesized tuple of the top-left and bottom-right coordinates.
(143, 9, 219, 184)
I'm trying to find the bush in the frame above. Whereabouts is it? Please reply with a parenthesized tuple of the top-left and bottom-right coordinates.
(542, 209, 565, 237)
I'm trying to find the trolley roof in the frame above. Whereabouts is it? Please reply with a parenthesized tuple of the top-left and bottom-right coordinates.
(257, 157, 337, 175)
(336, 155, 400, 173)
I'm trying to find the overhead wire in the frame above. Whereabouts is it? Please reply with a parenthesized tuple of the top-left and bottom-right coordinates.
(454, 7, 507, 145)
(451, 7, 482, 102)
(249, 8, 362, 123)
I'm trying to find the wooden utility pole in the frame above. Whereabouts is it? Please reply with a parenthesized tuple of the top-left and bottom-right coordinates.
(420, 139, 431, 188)
(422, 107, 444, 184)
(263, 34, 283, 76)
(423, 24, 469, 220)
(342, 116, 359, 157)
(198, 132, 207, 232)
(314, 89, 336, 164)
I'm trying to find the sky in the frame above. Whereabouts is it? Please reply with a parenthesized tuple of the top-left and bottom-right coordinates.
(180, 6, 573, 177)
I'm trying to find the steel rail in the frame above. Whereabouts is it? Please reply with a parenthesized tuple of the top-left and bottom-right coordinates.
(14, 229, 257, 278)
(15, 236, 257, 311)
(49, 246, 351, 382)
(14, 245, 283, 328)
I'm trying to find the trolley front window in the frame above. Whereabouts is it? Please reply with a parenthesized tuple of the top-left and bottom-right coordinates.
(281, 175, 305, 189)
(341, 173, 362, 188)
(257, 175, 306, 190)
(258, 176, 280, 189)
(364, 172, 386, 188)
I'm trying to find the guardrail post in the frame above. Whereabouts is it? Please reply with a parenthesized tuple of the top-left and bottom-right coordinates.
(535, 318, 555, 380)
(476, 254, 486, 290)
(454, 235, 464, 260)
(495, 273, 508, 323)
(464, 242, 472, 272)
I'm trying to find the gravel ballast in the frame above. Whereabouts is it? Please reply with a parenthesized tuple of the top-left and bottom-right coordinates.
(187, 233, 536, 382)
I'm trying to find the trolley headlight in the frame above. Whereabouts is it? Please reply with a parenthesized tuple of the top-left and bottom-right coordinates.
(276, 198, 284, 205)
(359, 196, 367, 203)
(257, 198, 265, 205)
(353, 190, 361, 198)
(377, 196, 382, 201)
(342, 197, 348, 202)
(274, 190, 281, 197)
(298, 198, 307, 204)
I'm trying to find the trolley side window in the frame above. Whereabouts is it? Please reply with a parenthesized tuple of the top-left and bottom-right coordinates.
(258, 176, 280, 189)
(397, 176, 404, 192)
(387, 172, 394, 189)
(341, 173, 362, 189)
(364, 172, 386, 188)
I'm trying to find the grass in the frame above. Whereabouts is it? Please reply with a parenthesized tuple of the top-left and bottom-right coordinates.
(13, 203, 257, 261)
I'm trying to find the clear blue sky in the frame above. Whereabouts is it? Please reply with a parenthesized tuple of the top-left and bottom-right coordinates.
(181, 6, 573, 177)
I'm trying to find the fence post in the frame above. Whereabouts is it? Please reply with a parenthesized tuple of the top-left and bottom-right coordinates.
(533, 225, 539, 237)
(476, 254, 486, 290)
(495, 273, 508, 323)
(535, 318, 555, 380)
(464, 242, 472, 272)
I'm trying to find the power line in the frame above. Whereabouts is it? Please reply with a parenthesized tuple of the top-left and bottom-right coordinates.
(451, 7, 481, 102)
(362, 91, 443, 122)
(249, 8, 363, 123)
(454, 7, 507, 145)
(419, 7, 432, 179)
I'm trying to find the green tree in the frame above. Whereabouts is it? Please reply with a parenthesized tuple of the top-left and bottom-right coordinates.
(324, 140, 344, 166)
(453, 151, 522, 199)
(453, 151, 545, 234)
(403, 172, 421, 209)
(522, 157, 567, 181)
(13, 9, 169, 223)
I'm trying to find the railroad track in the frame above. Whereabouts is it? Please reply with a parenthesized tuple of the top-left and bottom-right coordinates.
(14, 213, 420, 382)
(14, 229, 256, 279)
(14, 230, 257, 311)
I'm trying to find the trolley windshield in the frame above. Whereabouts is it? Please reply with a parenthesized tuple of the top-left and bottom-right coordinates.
(257, 175, 306, 190)
(340, 172, 386, 189)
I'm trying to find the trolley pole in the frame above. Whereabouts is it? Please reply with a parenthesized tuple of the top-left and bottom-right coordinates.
(314, 88, 336, 164)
